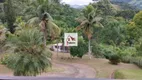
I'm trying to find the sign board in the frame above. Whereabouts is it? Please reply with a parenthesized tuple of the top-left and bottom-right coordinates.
(64, 33, 78, 46)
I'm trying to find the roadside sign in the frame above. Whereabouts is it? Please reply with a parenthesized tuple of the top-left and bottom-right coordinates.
(64, 33, 78, 46)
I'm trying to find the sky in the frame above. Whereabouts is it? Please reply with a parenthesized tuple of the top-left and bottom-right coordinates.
(61, 0, 94, 5)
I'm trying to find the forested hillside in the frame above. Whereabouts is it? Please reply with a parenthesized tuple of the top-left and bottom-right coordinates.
(111, 0, 142, 9)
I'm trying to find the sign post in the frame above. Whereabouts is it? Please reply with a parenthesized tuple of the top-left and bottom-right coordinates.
(64, 33, 78, 47)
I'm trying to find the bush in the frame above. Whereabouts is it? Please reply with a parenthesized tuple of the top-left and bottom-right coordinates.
(70, 37, 87, 58)
(121, 56, 142, 68)
(136, 43, 142, 56)
(118, 47, 136, 58)
(92, 43, 105, 58)
(121, 56, 132, 63)
(1, 28, 52, 76)
(130, 57, 142, 67)
(109, 54, 121, 65)
(100, 44, 117, 59)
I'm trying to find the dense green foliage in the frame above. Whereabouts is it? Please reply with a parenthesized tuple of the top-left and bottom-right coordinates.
(93, 0, 117, 16)
(70, 37, 87, 58)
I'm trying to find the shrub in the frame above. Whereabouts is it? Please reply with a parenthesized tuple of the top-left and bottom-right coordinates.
(136, 43, 142, 56)
(121, 56, 132, 63)
(109, 54, 121, 65)
(70, 37, 87, 58)
(118, 47, 136, 58)
(92, 43, 105, 58)
(100, 44, 116, 59)
(130, 57, 142, 67)
(121, 56, 142, 68)
(1, 28, 52, 76)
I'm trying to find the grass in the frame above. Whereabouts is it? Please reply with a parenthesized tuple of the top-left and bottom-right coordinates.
(52, 52, 141, 78)
(45, 67, 64, 73)
(114, 69, 142, 79)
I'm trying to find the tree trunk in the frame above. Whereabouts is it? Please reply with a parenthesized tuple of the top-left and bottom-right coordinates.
(57, 42, 59, 58)
(43, 32, 47, 48)
(88, 39, 92, 59)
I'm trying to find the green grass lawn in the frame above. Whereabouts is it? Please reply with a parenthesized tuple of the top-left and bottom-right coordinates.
(114, 69, 142, 79)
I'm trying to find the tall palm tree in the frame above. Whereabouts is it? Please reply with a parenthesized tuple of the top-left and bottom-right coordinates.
(76, 5, 103, 59)
(27, 12, 61, 47)
(25, 0, 61, 38)
(23, 0, 61, 20)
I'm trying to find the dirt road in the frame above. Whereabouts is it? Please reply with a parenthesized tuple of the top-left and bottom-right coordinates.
(39, 62, 96, 78)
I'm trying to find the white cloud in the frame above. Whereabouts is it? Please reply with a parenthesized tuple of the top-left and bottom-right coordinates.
(61, 0, 93, 5)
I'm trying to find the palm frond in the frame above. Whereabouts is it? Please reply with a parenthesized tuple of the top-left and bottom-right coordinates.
(76, 20, 89, 30)
(75, 17, 86, 23)
(96, 22, 104, 28)
(91, 17, 103, 24)
(47, 20, 61, 38)
(27, 17, 40, 27)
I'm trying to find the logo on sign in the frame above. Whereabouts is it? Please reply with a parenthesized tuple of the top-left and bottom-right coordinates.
(64, 33, 78, 46)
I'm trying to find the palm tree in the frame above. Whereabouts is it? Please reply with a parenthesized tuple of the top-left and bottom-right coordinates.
(23, 0, 61, 42)
(27, 12, 61, 47)
(76, 5, 103, 59)
(3, 27, 52, 76)
(23, 0, 61, 20)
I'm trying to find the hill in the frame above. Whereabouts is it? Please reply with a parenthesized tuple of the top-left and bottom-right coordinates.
(70, 5, 85, 9)
(111, 0, 142, 9)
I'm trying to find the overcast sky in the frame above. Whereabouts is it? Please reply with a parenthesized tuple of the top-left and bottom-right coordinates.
(61, 0, 94, 5)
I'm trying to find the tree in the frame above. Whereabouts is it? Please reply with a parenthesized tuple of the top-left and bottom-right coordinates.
(127, 11, 142, 42)
(92, 0, 117, 16)
(116, 10, 136, 20)
(98, 17, 127, 45)
(133, 11, 142, 27)
(76, 5, 103, 59)
(2, 28, 52, 76)
(4, 0, 16, 33)
(27, 12, 61, 43)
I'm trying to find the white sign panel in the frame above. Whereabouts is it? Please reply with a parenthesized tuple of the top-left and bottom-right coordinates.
(64, 33, 78, 46)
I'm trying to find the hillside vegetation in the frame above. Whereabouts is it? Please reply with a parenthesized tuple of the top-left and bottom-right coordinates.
(111, 0, 142, 9)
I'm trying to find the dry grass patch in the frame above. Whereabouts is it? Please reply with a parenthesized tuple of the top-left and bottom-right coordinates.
(53, 52, 141, 78)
